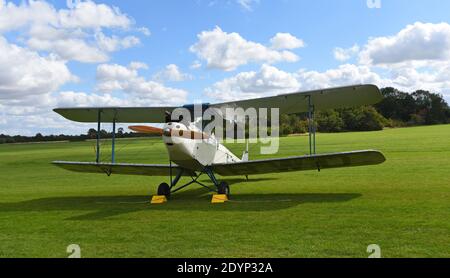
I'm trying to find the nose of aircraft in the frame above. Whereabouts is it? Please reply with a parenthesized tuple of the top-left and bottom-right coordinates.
(163, 122, 209, 141)
(163, 122, 187, 145)
(163, 122, 188, 137)
(163, 128, 172, 137)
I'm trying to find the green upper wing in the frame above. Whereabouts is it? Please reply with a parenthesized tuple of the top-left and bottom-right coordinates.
(210, 84, 382, 115)
(53, 85, 382, 123)
(53, 107, 176, 123)
(212, 150, 386, 176)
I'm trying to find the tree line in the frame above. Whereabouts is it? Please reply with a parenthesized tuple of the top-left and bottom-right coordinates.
(280, 87, 450, 135)
(1, 87, 450, 144)
(0, 127, 155, 144)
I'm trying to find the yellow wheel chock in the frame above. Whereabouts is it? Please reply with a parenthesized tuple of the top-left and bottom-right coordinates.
(211, 194, 228, 204)
(151, 195, 168, 204)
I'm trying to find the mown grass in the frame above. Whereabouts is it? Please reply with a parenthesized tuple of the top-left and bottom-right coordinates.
(0, 125, 449, 258)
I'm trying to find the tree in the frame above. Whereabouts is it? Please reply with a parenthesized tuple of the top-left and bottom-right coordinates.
(376, 87, 416, 122)
(354, 106, 386, 131)
(340, 107, 386, 131)
(280, 114, 308, 135)
(412, 90, 450, 125)
(35, 133, 44, 141)
(280, 114, 293, 136)
(100, 129, 109, 138)
(87, 128, 97, 139)
(117, 127, 124, 138)
(316, 110, 344, 132)
(376, 88, 450, 126)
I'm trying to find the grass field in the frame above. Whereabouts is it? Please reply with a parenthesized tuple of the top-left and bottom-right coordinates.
(1, 125, 449, 258)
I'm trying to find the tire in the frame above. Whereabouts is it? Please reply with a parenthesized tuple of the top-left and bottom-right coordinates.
(217, 181, 230, 196)
(157, 182, 171, 197)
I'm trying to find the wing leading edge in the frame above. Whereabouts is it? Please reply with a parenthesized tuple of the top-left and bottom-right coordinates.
(53, 84, 382, 123)
(52, 161, 195, 177)
(53, 107, 176, 123)
(211, 150, 386, 176)
(210, 84, 382, 116)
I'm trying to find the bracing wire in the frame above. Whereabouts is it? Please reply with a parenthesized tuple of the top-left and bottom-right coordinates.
(106, 137, 160, 163)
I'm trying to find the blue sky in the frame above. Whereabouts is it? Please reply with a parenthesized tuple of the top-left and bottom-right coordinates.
(1, 0, 450, 135)
(62, 0, 450, 100)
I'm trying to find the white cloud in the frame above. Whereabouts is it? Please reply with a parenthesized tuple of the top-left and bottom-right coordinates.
(96, 63, 144, 90)
(57, 91, 127, 107)
(295, 64, 387, 91)
(205, 64, 300, 101)
(0, 0, 57, 33)
(0, 90, 122, 136)
(190, 26, 299, 71)
(27, 26, 109, 63)
(138, 27, 151, 36)
(96, 63, 188, 106)
(270, 33, 305, 50)
(236, 0, 259, 11)
(0, 0, 133, 32)
(153, 64, 192, 82)
(58, 0, 132, 29)
(1, 61, 189, 135)
(333, 44, 360, 62)
(128, 61, 149, 70)
(204, 63, 388, 102)
(0, 1, 151, 136)
(0, 0, 147, 63)
(205, 61, 450, 104)
(359, 22, 450, 66)
(95, 32, 140, 52)
(190, 60, 202, 70)
(204, 63, 394, 102)
(326, 22, 450, 98)
(0, 36, 76, 100)
(384, 63, 450, 95)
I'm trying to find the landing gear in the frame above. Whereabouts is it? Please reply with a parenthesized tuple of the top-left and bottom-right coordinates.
(218, 181, 230, 195)
(204, 167, 230, 196)
(154, 167, 231, 201)
(157, 182, 171, 198)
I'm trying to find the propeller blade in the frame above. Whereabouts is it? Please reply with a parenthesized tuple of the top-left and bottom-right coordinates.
(193, 131, 209, 140)
(171, 129, 209, 140)
(128, 125, 163, 135)
(129, 125, 209, 140)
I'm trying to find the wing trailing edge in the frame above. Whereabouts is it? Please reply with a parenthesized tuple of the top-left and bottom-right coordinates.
(212, 150, 386, 176)
(52, 161, 195, 177)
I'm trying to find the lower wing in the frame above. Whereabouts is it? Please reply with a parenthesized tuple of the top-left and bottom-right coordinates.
(53, 150, 385, 177)
(211, 150, 386, 176)
(52, 161, 195, 177)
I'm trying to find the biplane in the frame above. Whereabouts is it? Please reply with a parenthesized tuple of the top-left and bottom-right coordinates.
(53, 84, 386, 199)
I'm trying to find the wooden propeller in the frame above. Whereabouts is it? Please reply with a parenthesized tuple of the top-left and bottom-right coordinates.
(129, 125, 209, 140)
(128, 125, 163, 135)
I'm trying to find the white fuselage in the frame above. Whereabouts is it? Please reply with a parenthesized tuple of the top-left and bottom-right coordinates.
(162, 122, 241, 171)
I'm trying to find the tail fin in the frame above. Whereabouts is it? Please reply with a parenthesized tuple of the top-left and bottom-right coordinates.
(241, 139, 249, 162)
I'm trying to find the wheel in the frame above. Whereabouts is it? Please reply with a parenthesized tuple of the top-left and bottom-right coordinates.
(217, 181, 230, 196)
(157, 182, 171, 197)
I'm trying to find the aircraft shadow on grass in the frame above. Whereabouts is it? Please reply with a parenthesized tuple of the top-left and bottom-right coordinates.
(0, 188, 362, 221)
